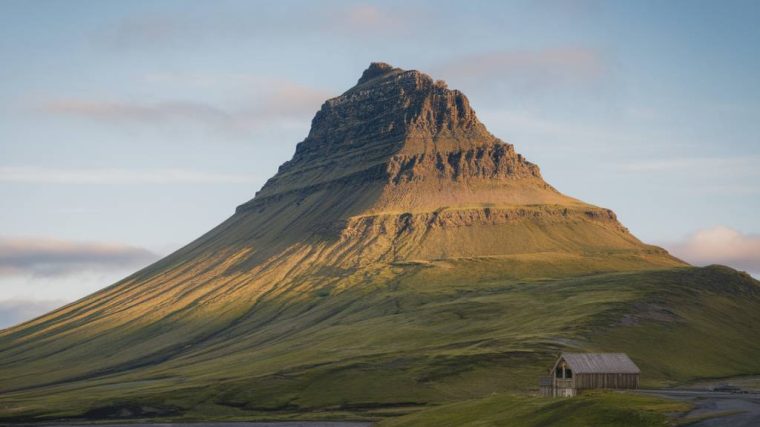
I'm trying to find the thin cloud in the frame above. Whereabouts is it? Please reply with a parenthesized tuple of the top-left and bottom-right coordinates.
(344, 4, 394, 27)
(479, 109, 638, 147)
(259, 81, 331, 118)
(142, 73, 332, 114)
(433, 48, 607, 88)
(336, 4, 410, 33)
(36, 79, 330, 135)
(619, 157, 760, 195)
(96, 14, 188, 50)
(41, 99, 231, 124)
(0, 238, 159, 277)
(0, 167, 260, 185)
(621, 157, 760, 174)
(664, 226, 760, 275)
(143, 71, 270, 88)
(95, 4, 414, 50)
(0, 299, 66, 329)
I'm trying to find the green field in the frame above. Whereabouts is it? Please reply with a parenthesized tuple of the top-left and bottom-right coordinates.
(379, 391, 690, 427)
(1, 264, 758, 424)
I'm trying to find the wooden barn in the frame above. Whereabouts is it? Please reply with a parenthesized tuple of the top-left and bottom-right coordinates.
(540, 352, 640, 397)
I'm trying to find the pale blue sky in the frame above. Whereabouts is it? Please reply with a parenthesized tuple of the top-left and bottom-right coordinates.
(1, 0, 758, 327)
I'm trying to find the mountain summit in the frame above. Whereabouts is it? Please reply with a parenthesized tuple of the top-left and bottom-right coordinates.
(1, 63, 724, 423)
(246, 61, 543, 209)
(229, 62, 677, 268)
(244, 61, 547, 213)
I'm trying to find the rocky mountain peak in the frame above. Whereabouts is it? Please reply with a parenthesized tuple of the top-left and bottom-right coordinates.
(301, 63, 490, 159)
(356, 62, 399, 85)
(242, 62, 547, 211)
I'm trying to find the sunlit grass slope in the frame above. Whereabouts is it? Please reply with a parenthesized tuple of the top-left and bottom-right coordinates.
(0, 202, 682, 392)
(0, 265, 757, 423)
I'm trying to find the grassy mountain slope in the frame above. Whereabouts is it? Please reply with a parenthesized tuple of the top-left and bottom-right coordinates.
(0, 265, 758, 422)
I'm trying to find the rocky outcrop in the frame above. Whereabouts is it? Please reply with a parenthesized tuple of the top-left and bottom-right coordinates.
(338, 206, 629, 240)
(386, 143, 541, 184)
(244, 63, 542, 207)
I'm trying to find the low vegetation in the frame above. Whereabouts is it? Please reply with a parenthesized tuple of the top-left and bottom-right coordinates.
(0, 264, 758, 424)
(379, 392, 691, 427)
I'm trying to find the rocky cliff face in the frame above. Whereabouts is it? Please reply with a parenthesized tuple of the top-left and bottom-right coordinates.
(240, 62, 547, 215)
(213, 62, 679, 275)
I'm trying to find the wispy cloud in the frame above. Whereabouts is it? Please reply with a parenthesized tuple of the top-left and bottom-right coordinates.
(96, 13, 188, 50)
(337, 4, 410, 33)
(477, 109, 642, 152)
(0, 167, 260, 185)
(619, 156, 760, 195)
(142, 73, 330, 113)
(0, 238, 158, 277)
(663, 226, 760, 275)
(36, 78, 330, 136)
(0, 299, 66, 329)
(621, 157, 760, 174)
(433, 48, 607, 88)
(343, 4, 393, 26)
(41, 99, 231, 124)
(94, 4, 415, 50)
(261, 81, 332, 118)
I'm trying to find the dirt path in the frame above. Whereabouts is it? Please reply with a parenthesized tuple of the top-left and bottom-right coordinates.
(638, 389, 760, 426)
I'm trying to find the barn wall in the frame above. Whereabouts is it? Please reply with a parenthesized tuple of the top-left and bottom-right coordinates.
(575, 373, 639, 389)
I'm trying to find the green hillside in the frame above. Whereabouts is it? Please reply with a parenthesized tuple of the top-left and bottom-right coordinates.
(1, 265, 758, 423)
(378, 392, 690, 427)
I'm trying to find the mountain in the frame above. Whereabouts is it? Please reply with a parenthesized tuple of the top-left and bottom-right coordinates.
(1, 63, 759, 424)
(234, 61, 677, 270)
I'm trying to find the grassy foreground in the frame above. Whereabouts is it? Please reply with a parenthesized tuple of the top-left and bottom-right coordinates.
(379, 392, 690, 427)
(0, 265, 758, 423)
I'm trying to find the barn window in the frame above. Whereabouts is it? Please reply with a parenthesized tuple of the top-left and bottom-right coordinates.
(555, 366, 573, 378)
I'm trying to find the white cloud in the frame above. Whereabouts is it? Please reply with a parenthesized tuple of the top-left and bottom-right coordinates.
(0, 167, 260, 185)
(0, 237, 158, 277)
(664, 226, 760, 275)
(0, 238, 161, 327)
(0, 269, 139, 308)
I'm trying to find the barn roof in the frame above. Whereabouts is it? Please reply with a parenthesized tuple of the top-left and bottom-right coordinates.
(558, 352, 640, 374)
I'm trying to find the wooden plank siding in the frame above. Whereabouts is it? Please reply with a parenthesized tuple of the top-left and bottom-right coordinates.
(575, 373, 639, 389)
